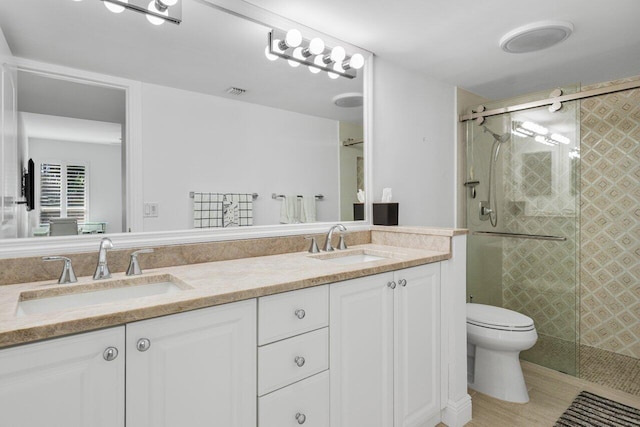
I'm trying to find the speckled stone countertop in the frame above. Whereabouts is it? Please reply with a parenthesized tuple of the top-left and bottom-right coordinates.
(0, 243, 451, 349)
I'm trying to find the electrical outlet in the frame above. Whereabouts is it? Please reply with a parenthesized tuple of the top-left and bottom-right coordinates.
(144, 203, 159, 218)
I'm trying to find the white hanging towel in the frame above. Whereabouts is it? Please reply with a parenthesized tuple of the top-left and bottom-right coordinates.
(300, 195, 317, 223)
(279, 195, 300, 224)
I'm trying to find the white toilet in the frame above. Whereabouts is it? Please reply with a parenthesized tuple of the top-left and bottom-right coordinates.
(466, 303, 538, 403)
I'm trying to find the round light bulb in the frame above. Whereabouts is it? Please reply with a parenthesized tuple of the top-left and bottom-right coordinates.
(287, 57, 300, 68)
(104, 0, 127, 13)
(333, 62, 345, 74)
(328, 71, 339, 80)
(264, 46, 277, 61)
(158, 0, 178, 6)
(330, 46, 346, 62)
(309, 66, 321, 74)
(308, 38, 325, 55)
(349, 53, 365, 70)
(272, 39, 285, 54)
(292, 47, 305, 61)
(285, 29, 302, 48)
(146, 0, 167, 25)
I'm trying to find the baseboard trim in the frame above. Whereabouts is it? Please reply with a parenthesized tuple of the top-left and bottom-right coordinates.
(441, 394, 472, 427)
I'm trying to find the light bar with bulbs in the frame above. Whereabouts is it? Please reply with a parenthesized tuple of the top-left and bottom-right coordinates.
(98, 0, 182, 25)
(266, 29, 365, 79)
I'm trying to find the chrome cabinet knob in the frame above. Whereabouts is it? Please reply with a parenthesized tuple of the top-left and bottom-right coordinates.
(137, 338, 151, 352)
(103, 347, 119, 361)
(294, 309, 306, 319)
(398, 279, 407, 287)
(387, 281, 396, 289)
(294, 356, 306, 367)
(295, 413, 306, 424)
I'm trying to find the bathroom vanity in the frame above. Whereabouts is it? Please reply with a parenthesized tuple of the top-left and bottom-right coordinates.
(0, 227, 471, 427)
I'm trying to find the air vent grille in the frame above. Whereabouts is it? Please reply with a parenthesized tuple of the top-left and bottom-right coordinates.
(226, 87, 246, 96)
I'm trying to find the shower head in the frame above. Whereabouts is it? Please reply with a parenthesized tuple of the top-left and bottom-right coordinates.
(483, 126, 510, 143)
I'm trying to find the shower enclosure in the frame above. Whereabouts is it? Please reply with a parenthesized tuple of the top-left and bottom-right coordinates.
(465, 92, 581, 375)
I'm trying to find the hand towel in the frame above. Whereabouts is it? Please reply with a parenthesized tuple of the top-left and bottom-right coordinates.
(223, 193, 253, 227)
(193, 192, 224, 228)
(300, 195, 317, 223)
(279, 195, 300, 224)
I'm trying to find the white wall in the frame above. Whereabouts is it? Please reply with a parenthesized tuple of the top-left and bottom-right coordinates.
(141, 83, 340, 231)
(29, 138, 122, 234)
(371, 58, 456, 227)
(0, 26, 11, 58)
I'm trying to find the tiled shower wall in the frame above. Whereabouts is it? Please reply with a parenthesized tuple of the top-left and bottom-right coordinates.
(580, 78, 640, 358)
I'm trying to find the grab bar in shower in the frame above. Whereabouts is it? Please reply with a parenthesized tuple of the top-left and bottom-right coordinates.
(472, 231, 567, 241)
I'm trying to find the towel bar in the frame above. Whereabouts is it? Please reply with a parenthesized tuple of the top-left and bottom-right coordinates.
(271, 193, 324, 200)
(189, 192, 258, 200)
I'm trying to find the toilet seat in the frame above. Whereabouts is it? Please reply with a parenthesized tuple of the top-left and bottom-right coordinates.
(467, 303, 534, 332)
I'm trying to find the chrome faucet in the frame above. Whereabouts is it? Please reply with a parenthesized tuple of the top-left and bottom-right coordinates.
(323, 224, 347, 252)
(93, 237, 113, 280)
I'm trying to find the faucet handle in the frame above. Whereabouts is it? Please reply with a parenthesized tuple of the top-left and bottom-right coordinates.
(127, 249, 154, 276)
(43, 256, 77, 284)
(304, 236, 320, 254)
(337, 234, 348, 250)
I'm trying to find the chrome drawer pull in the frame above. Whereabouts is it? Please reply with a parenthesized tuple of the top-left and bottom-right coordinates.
(295, 309, 306, 319)
(295, 412, 306, 424)
(137, 338, 151, 352)
(398, 279, 407, 287)
(294, 356, 306, 367)
(387, 281, 396, 289)
(103, 347, 118, 361)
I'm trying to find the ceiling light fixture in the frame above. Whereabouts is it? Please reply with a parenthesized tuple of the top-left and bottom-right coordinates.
(265, 29, 365, 79)
(500, 21, 573, 54)
(97, 0, 181, 25)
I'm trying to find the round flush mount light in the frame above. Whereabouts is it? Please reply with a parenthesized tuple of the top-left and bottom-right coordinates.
(333, 93, 363, 108)
(499, 21, 574, 53)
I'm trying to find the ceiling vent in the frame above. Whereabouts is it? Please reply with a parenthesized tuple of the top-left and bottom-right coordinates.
(226, 87, 246, 96)
(333, 92, 363, 108)
(499, 21, 574, 54)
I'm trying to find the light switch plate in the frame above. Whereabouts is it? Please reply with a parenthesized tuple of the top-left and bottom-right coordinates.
(144, 203, 159, 218)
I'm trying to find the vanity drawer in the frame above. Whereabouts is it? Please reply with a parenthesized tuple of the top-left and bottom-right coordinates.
(258, 327, 328, 396)
(259, 370, 329, 427)
(258, 285, 328, 345)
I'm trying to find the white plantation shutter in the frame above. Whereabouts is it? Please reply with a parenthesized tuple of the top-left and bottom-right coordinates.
(39, 162, 87, 224)
(66, 165, 86, 221)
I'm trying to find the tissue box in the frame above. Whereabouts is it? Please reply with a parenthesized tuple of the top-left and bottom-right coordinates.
(353, 203, 365, 221)
(372, 203, 398, 225)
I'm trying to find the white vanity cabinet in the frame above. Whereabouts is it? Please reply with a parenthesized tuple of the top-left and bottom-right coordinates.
(126, 299, 257, 427)
(257, 285, 330, 427)
(330, 263, 442, 427)
(0, 326, 125, 427)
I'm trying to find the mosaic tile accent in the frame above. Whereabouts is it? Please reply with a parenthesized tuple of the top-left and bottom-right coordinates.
(580, 81, 640, 359)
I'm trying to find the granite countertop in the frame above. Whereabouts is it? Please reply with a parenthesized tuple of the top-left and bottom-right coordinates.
(0, 243, 450, 349)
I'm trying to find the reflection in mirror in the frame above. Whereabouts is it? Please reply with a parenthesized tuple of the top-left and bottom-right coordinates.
(0, 0, 367, 240)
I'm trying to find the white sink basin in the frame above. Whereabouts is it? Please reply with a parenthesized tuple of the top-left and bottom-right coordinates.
(310, 250, 391, 265)
(16, 275, 188, 317)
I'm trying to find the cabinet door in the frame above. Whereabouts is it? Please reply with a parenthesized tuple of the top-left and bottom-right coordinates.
(394, 264, 441, 427)
(0, 327, 125, 427)
(330, 272, 394, 427)
(126, 299, 256, 427)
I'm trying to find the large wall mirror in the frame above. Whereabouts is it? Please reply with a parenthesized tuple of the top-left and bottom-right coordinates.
(0, 0, 370, 249)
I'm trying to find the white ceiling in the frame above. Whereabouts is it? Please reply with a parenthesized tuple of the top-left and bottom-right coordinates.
(21, 112, 122, 144)
(2, 0, 638, 106)
(243, 0, 640, 99)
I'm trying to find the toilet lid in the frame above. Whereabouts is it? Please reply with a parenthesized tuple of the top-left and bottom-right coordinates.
(467, 303, 534, 331)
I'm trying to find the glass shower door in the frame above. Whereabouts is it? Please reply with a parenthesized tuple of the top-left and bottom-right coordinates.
(465, 100, 580, 375)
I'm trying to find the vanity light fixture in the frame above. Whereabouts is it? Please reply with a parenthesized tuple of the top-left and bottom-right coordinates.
(265, 29, 364, 79)
(98, 0, 182, 25)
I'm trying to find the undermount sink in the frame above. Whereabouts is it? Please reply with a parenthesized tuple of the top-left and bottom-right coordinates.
(310, 250, 391, 265)
(16, 274, 190, 317)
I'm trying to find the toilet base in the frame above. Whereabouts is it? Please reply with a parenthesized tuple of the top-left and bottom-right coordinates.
(468, 346, 530, 403)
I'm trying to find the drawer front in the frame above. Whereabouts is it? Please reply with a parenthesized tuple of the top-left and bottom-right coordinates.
(258, 327, 328, 396)
(258, 285, 328, 346)
(259, 370, 330, 427)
